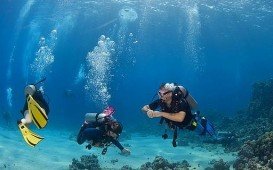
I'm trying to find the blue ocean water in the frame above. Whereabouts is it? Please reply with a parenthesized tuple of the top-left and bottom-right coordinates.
(0, 0, 273, 131)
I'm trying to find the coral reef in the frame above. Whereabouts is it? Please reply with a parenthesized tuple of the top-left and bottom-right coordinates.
(205, 159, 230, 170)
(248, 79, 273, 118)
(121, 165, 133, 170)
(110, 159, 118, 165)
(69, 155, 191, 170)
(139, 156, 190, 170)
(233, 131, 273, 170)
(69, 154, 101, 170)
(213, 79, 273, 152)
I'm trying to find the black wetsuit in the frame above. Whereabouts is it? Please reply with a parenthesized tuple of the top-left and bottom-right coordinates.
(148, 99, 192, 128)
(22, 90, 50, 115)
(77, 121, 124, 151)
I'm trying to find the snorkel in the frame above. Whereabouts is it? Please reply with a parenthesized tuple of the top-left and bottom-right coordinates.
(33, 77, 47, 86)
(103, 106, 115, 116)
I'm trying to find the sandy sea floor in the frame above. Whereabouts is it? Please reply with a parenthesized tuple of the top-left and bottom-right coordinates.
(0, 126, 237, 170)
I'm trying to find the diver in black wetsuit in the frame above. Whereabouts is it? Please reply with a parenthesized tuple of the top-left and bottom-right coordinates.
(142, 83, 198, 147)
(141, 82, 218, 147)
(77, 111, 130, 155)
(18, 84, 49, 125)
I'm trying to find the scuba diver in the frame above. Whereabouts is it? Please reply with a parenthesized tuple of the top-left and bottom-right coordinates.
(141, 83, 216, 147)
(17, 78, 50, 147)
(77, 106, 131, 156)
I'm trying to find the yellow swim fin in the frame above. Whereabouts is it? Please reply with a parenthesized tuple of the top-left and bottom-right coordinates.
(27, 95, 48, 129)
(18, 123, 44, 147)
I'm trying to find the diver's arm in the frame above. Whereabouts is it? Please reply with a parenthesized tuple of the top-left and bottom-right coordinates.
(147, 110, 186, 122)
(162, 111, 186, 122)
(111, 138, 124, 151)
(142, 100, 160, 113)
(111, 138, 131, 155)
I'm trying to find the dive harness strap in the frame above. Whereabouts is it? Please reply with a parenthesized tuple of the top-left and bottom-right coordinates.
(102, 142, 112, 155)
(160, 117, 197, 147)
(159, 117, 178, 147)
(95, 113, 100, 123)
(172, 126, 178, 147)
(184, 88, 189, 98)
(160, 118, 168, 139)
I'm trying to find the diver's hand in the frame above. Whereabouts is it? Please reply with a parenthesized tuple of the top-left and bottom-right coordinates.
(147, 110, 162, 118)
(39, 86, 44, 94)
(120, 148, 131, 156)
(147, 110, 154, 118)
(86, 144, 92, 150)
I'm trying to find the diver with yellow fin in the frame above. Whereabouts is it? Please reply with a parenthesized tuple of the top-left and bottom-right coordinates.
(17, 77, 50, 147)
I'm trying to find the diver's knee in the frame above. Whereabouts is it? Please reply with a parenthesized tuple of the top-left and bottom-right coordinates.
(21, 117, 32, 125)
(77, 137, 85, 145)
(77, 140, 84, 145)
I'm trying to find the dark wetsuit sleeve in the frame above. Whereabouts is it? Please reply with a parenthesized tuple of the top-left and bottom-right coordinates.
(110, 138, 124, 151)
(148, 99, 161, 110)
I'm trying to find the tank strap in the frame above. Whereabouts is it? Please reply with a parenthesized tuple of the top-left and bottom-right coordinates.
(184, 88, 189, 98)
(95, 113, 101, 122)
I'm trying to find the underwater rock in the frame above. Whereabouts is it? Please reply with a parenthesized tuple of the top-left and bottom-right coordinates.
(121, 165, 133, 170)
(203, 131, 237, 149)
(205, 159, 230, 170)
(212, 79, 273, 152)
(69, 154, 101, 170)
(110, 159, 118, 164)
(140, 156, 190, 170)
(1, 163, 16, 169)
(248, 78, 273, 118)
(233, 131, 273, 170)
